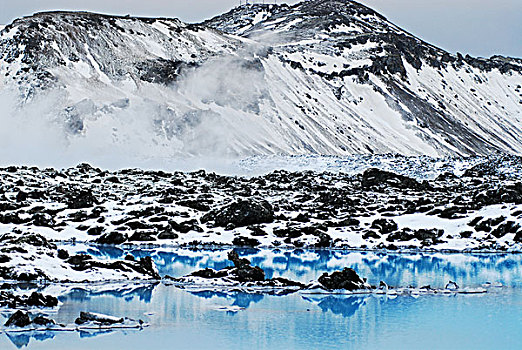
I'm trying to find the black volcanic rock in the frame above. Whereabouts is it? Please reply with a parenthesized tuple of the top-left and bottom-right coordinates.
(32, 316, 55, 326)
(201, 199, 274, 227)
(0, 291, 58, 308)
(317, 268, 368, 291)
(57, 249, 69, 259)
(32, 213, 55, 227)
(228, 250, 265, 282)
(75, 311, 124, 325)
(190, 268, 229, 279)
(66, 254, 160, 279)
(232, 236, 261, 247)
(95, 231, 128, 244)
(5, 311, 31, 328)
(66, 189, 97, 209)
(0, 232, 56, 249)
(371, 218, 398, 234)
(361, 168, 430, 190)
(26, 292, 59, 307)
(175, 250, 307, 288)
(1, 157, 522, 253)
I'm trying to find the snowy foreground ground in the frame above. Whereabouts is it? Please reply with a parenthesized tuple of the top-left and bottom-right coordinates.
(0, 154, 521, 345)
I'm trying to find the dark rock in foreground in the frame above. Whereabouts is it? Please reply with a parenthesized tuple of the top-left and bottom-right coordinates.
(317, 268, 369, 291)
(75, 311, 124, 325)
(3, 310, 138, 330)
(227, 250, 265, 282)
(201, 199, 274, 228)
(4, 311, 31, 327)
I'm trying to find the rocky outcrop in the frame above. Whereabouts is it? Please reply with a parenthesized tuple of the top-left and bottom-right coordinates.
(3, 310, 142, 330)
(361, 168, 430, 191)
(4, 311, 32, 327)
(0, 156, 522, 253)
(169, 250, 305, 289)
(201, 199, 275, 228)
(0, 229, 160, 282)
(316, 268, 369, 291)
(227, 250, 265, 282)
(75, 311, 124, 325)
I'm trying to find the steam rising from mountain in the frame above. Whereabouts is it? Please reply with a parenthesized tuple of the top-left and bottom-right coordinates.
(0, 1, 521, 169)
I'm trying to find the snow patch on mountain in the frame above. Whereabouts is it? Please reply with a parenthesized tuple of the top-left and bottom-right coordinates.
(0, 2, 521, 169)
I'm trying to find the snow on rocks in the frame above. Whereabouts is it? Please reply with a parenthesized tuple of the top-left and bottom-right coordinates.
(201, 199, 275, 228)
(2, 310, 146, 335)
(0, 230, 160, 282)
(0, 291, 58, 309)
(165, 250, 305, 293)
(166, 249, 490, 298)
(0, 155, 521, 253)
(75, 311, 124, 325)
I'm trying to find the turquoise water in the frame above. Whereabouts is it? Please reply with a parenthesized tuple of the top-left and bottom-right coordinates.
(1, 248, 521, 349)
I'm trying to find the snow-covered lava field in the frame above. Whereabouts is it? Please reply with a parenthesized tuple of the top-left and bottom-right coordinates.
(0, 154, 521, 284)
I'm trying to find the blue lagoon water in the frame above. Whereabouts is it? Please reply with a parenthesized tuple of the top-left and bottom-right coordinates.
(1, 248, 521, 349)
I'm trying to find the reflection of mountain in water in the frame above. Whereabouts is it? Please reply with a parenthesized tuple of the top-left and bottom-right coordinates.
(6, 331, 55, 349)
(58, 283, 158, 304)
(87, 246, 126, 259)
(303, 296, 368, 318)
(79, 329, 114, 339)
(190, 290, 264, 309)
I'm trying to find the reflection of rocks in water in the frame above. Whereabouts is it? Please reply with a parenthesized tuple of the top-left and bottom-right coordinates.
(156, 251, 232, 275)
(79, 329, 114, 339)
(230, 293, 263, 308)
(304, 296, 367, 318)
(190, 290, 264, 309)
(86, 246, 125, 259)
(130, 249, 156, 260)
(268, 250, 335, 279)
(62, 245, 522, 289)
(6, 331, 55, 349)
(59, 283, 158, 303)
(6, 333, 30, 349)
(32, 331, 55, 342)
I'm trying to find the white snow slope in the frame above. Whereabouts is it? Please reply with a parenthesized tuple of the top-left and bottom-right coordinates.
(0, 1, 521, 167)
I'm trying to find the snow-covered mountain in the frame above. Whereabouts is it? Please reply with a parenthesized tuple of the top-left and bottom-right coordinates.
(0, 1, 521, 163)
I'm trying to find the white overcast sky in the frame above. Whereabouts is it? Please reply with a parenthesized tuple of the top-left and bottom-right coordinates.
(1, 0, 520, 57)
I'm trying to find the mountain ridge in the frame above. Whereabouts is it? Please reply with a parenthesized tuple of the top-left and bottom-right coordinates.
(0, 0, 521, 164)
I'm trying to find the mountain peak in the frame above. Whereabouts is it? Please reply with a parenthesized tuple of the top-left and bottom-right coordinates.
(205, 0, 521, 76)
(0, 4, 521, 159)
